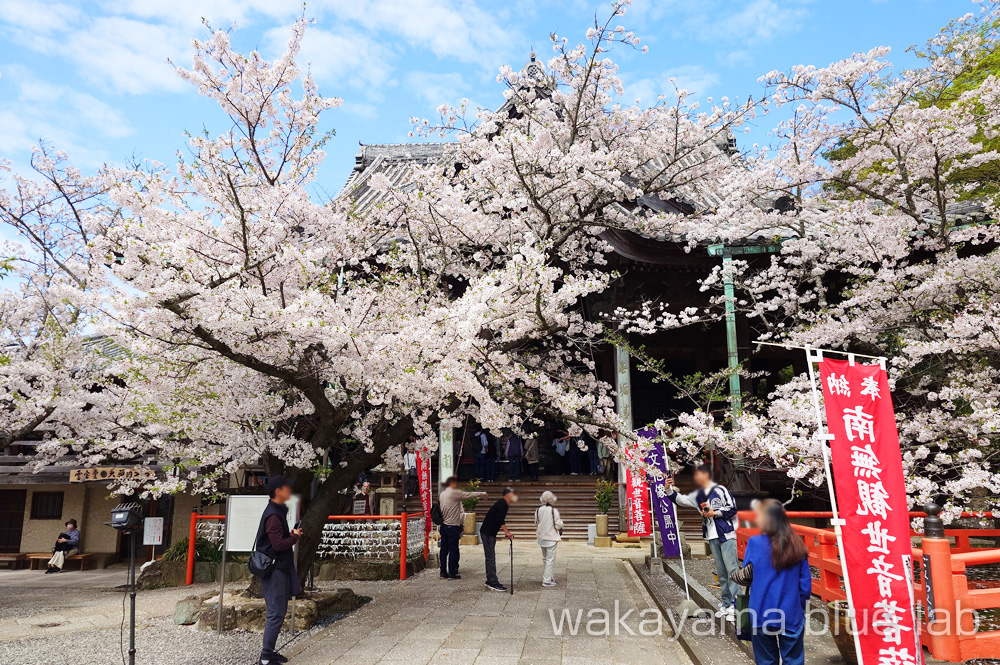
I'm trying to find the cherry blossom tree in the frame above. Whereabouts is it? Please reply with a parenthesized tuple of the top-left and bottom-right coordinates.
(0, 147, 127, 455)
(656, 2, 1000, 516)
(1, 3, 764, 576)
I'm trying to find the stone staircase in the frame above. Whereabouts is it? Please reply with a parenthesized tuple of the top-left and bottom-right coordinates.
(455, 475, 709, 553)
(469, 476, 618, 540)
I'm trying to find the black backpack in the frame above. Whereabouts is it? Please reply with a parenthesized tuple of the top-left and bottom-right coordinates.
(430, 502, 444, 526)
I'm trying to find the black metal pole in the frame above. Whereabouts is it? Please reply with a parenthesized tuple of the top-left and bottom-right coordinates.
(129, 530, 136, 665)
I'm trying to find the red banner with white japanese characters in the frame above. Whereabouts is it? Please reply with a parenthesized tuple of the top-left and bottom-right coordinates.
(819, 358, 920, 665)
(626, 466, 652, 538)
(417, 452, 432, 536)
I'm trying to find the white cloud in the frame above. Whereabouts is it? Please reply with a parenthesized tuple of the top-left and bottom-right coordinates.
(0, 0, 84, 34)
(324, 0, 518, 68)
(265, 25, 395, 97)
(406, 71, 467, 108)
(627, 65, 720, 103)
(0, 65, 133, 165)
(65, 18, 191, 94)
(628, 0, 810, 58)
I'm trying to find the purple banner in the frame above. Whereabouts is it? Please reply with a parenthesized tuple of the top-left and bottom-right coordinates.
(639, 428, 681, 557)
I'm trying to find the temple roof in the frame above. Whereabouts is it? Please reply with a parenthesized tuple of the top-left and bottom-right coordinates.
(337, 142, 454, 215)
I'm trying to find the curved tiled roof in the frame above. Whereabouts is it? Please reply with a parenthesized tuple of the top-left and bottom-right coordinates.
(337, 142, 454, 215)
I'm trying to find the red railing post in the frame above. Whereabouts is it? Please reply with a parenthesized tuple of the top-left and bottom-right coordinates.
(399, 512, 408, 581)
(818, 531, 842, 602)
(185, 509, 198, 586)
(922, 505, 963, 662)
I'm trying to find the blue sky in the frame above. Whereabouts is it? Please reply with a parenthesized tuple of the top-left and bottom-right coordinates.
(0, 0, 970, 193)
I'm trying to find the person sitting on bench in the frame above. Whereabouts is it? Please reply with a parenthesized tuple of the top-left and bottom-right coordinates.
(46, 519, 81, 574)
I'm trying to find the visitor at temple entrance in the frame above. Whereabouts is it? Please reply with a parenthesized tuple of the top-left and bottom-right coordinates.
(473, 428, 499, 481)
(665, 464, 740, 619)
(504, 431, 523, 482)
(524, 434, 540, 480)
(480, 487, 517, 591)
(534, 491, 563, 587)
(438, 477, 488, 579)
(731, 499, 811, 665)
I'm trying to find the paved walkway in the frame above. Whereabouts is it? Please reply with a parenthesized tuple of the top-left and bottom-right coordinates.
(293, 541, 692, 665)
(0, 566, 205, 641)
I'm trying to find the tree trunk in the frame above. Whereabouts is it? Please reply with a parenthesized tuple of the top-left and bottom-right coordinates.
(295, 448, 386, 586)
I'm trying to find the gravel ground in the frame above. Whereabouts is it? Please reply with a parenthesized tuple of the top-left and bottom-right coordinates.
(0, 611, 351, 665)
(0, 584, 357, 665)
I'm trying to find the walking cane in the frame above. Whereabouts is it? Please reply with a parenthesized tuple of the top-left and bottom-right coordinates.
(509, 537, 514, 595)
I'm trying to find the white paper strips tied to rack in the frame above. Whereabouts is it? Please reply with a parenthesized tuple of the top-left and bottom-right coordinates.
(318, 518, 426, 560)
(196, 516, 426, 557)
(197, 520, 225, 546)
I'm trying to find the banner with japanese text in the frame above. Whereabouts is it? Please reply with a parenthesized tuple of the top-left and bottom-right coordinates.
(819, 358, 920, 665)
(626, 466, 652, 538)
(417, 452, 432, 536)
(638, 428, 682, 556)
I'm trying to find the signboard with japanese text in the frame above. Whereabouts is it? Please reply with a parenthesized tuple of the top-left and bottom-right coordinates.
(417, 451, 432, 536)
(143, 517, 164, 546)
(819, 358, 921, 665)
(626, 466, 652, 538)
(640, 430, 682, 557)
(70, 467, 156, 483)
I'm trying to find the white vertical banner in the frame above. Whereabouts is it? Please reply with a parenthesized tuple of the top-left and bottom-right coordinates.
(438, 427, 454, 483)
(615, 345, 633, 485)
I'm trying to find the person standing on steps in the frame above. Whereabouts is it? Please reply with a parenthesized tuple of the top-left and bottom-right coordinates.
(504, 431, 523, 482)
(473, 428, 491, 481)
(480, 487, 517, 591)
(402, 443, 418, 500)
(665, 464, 740, 620)
(534, 491, 563, 587)
(524, 434, 540, 481)
(256, 475, 303, 665)
(438, 476, 488, 579)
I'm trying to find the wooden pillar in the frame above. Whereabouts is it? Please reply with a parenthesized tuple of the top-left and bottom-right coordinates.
(615, 345, 633, 531)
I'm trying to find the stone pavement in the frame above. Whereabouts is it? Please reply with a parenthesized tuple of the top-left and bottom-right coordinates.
(292, 541, 692, 665)
(0, 565, 132, 590)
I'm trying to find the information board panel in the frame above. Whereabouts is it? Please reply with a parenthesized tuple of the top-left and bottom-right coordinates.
(142, 517, 164, 546)
(224, 495, 299, 552)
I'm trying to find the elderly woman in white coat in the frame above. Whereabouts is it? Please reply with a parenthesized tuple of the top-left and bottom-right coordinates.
(534, 491, 564, 587)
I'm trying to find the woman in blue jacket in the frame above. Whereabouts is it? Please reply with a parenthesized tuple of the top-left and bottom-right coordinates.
(735, 499, 812, 665)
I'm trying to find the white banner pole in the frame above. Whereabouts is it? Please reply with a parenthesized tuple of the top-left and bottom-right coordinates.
(804, 346, 865, 665)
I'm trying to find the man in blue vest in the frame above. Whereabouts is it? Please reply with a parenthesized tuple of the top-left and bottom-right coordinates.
(665, 464, 740, 620)
(256, 475, 303, 665)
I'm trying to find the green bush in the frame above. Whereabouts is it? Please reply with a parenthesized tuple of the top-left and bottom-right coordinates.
(462, 479, 482, 511)
(594, 479, 617, 515)
(161, 536, 222, 563)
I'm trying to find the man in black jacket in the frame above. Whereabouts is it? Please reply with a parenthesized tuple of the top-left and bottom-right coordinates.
(257, 476, 303, 665)
(480, 487, 517, 591)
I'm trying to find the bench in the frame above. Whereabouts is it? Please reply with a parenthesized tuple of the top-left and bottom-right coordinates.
(27, 552, 95, 571)
(0, 553, 27, 569)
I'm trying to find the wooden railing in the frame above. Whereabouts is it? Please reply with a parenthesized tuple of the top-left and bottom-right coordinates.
(735, 510, 1000, 662)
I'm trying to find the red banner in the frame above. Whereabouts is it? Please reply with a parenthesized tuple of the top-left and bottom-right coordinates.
(416, 451, 432, 536)
(819, 358, 920, 665)
(626, 466, 652, 538)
